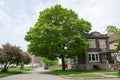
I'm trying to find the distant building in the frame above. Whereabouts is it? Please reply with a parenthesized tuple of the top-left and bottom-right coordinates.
(30, 55, 43, 67)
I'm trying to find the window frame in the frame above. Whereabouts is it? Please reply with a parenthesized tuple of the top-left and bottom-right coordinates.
(88, 52, 99, 62)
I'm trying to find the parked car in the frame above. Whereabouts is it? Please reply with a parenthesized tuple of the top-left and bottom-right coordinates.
(44, 66, 48, 70)
(9, 65, 17, 68)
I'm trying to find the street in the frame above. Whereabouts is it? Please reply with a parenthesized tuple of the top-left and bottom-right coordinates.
(0, 68, 66, 80)
(0, 68, 119, 80)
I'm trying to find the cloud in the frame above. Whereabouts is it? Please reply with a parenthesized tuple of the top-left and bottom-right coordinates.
(0, 0, 120, 51)
(0, 0, 35, 50)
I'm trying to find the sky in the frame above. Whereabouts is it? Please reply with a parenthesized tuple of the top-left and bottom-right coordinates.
(0, 0, 120, 51)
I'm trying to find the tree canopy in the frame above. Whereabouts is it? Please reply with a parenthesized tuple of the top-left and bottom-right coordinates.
(42, 57, 58, 67)
(25, 4, 92, 70)
(0, 43, 32, 72)
(106, 25, 120, 35)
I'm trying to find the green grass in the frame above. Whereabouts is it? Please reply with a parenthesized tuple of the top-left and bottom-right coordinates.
(50, 68, 120, 79)
(0, 67, 35, 78)
(65, 73, 102, 78)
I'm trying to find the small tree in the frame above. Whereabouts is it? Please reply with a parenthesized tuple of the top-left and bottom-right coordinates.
(0, 43, 32, 71)
(20, 53, 32, 70)
(0, 43, 22, 72)
(24, 54, 32, 65)
(14, 51, 25, 69)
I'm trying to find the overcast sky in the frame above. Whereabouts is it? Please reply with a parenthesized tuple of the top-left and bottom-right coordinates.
(0, 0, 120, 51)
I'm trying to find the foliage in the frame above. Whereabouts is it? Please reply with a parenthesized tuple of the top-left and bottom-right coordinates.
(106, 25, 119, 35)
(42, 57, 58, 67)
(23, 54, 32, 65)
(25, 4, 92, 70)
(115, 38, 120, 52)
(0, 43, 23, 72)
(0, 43, 32, 72)
(18, 52, 32, 70)
(0, 49, 7, 63)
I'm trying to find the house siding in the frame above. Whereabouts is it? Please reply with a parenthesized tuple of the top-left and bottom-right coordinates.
(78, 53, 86, 64)
(68, 31, 115, 70)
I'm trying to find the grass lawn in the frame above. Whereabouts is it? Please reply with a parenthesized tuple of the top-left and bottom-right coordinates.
(0, 67, 35, 78)
(50, 68, 120, 79)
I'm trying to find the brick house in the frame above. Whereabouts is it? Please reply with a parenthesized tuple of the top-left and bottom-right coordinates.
(68, 31, 115, 70)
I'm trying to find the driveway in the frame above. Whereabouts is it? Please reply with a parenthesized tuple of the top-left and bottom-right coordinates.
(0, 67, 119, 80)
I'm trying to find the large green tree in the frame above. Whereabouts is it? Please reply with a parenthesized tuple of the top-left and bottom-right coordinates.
(25, 4, 92, 70)
(106, 25, 120, 52)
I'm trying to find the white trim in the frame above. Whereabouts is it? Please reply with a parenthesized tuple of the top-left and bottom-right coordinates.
(88, 52, 99, 62)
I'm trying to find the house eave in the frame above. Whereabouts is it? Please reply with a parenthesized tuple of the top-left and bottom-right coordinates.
(99, 49, 115, 54)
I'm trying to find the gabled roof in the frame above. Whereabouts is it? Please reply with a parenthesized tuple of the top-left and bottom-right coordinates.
(108, 33, 119, 43)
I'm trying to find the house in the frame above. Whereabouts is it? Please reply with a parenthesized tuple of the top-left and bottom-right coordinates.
(108, 33, 120, 62)
(30, 55, 44, 67)
(68, 31, 115, 70)
(108, 33, 119, 50)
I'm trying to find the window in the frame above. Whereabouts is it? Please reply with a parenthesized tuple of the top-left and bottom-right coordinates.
(117, 53, 120, 62)
(99, 39, 106, 48)
(89, 39, 96, 48)
(88, 52, 99, 62)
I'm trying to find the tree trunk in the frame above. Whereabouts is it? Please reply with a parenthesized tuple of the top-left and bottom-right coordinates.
(20, 63, 24, 70)
(61, 55, 65, 71)
(1, 63, 8, 72)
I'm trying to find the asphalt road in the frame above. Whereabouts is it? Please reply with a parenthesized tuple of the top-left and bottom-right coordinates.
(0, 68, 119, 80)
(0, 68, 66, 80)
